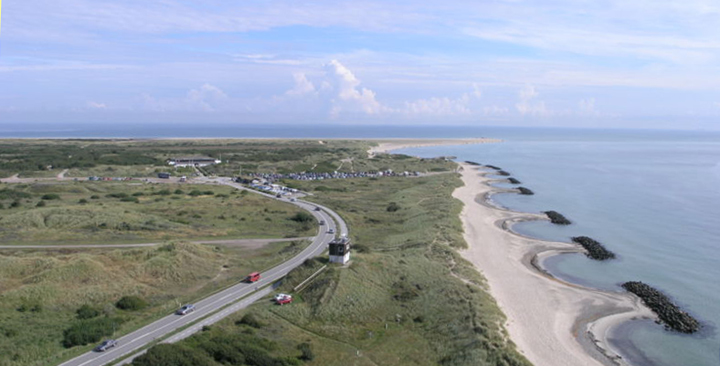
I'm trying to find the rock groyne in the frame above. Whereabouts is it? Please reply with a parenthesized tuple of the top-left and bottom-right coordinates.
(507, 177, 521, 184)
(517, 187, 534, 195)
(543, 211, 571, 225)
(571, 236, 615, 260)
(621, 281, 700, 334)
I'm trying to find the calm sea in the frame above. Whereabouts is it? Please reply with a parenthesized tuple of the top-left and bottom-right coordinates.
(4, 124, 719, 365)
(396, 129, 720, 366)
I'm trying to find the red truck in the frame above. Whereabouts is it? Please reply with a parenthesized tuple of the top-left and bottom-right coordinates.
(245, 272, 261, 283)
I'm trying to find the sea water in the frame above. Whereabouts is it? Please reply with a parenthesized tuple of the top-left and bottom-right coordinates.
(396, 130, 720, 366)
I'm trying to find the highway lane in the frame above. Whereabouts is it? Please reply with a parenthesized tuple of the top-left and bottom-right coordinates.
(58, 179, 346, 366)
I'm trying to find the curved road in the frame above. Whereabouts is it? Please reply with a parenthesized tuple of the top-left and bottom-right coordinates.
(58, 177, 347, 366)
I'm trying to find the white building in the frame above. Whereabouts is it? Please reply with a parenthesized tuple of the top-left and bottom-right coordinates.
(329, 237, 351, 264)
(167, 157, 221, 167)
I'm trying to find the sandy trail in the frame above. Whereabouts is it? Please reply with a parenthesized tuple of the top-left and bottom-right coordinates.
(453, 164, 653, 366)
(367, 138, 500, 157)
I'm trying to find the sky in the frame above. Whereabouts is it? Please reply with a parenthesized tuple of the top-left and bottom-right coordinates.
(0, 0, 719, 130)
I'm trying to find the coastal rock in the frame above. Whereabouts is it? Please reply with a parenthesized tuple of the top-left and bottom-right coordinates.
(571, 236, 615, 260)
(496, 170, 511, 176)
(517, 187, 534, 195)
(543, 211, 571, 225)
(507, 177, 521, 184)
(621, 281, 700, 334)
(484, 165, 502, 170)
(464, 161, 481, 166)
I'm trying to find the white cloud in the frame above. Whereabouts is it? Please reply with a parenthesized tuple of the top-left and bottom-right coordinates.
(87, 101, 107, 109)
(515, 85, 549, 117)
(286, 73, 316, 96)
(324, 60, 384, 117)
(185, 84, 228, 112)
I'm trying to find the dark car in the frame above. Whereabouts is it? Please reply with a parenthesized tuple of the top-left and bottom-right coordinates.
(314, 207, 321, 211)
(176, 304, 196, 315)
(94, 339, 118, 352)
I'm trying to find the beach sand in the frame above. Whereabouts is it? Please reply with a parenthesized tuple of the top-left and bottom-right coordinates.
(367, 138, 500, 157)
(453, 164, 654, 366)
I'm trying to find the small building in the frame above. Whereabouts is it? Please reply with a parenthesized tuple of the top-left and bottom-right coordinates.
(167, 157, 221, 167)
(329, 236, 351, 265)
(158, 172, 171, 179)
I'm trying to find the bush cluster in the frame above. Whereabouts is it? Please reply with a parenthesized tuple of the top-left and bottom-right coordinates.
(62, 317, 123, 348)
(115, 295, 148, 311)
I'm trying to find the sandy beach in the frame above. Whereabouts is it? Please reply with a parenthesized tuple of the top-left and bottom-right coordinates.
(453, 163, 654, 366)
(367, 138, 500, 157)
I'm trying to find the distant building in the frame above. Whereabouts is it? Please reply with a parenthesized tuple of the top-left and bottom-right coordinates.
(167, 157, 221, 167)
(329, 236, 351, 264)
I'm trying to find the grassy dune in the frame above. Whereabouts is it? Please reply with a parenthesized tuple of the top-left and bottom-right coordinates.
(142, 173, 531, 366)
(0, 182, 314, 245)
(0, 240, 309, 366)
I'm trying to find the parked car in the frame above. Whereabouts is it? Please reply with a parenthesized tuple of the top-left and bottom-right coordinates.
(176, 304, 196, 315)
(94, 339, 118, 352)
(328, 228, 335, 234)
(319, 220, 325, 225)
(274, 294, 293, 305)
(314, 207, 321, 211)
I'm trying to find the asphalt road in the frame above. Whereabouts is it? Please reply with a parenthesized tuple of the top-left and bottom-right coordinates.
(58, 178, 346, 366)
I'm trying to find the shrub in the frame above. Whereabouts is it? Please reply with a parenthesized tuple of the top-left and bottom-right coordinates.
(132, 192, 145, 197)
(236, 313, 264, 328)
(297, 343, 314, 361)
(290, 212, 314, 223)
(90, 195, 100, 199)
(62, 317, 122, 348)
(106, 193, 128, 199)
(36, 200, 46, 207)
(386, 202, 401, 212)
(41, 193, 61, 200)
(78, 198, 88, 204)
(132, 344, 216, 366)
(202, 190, 215, 196)
(188, 190, 203, 196)
(120, 196, 139, 203)
(76, 305, 100, 320)
(116, 295, 148, 311)
(154, 189, 171, 196)
(174, 189, 184, 195)
(10, 200, 21, 208)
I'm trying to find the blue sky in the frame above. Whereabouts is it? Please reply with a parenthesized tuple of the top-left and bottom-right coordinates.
(1, 0, 719, 129)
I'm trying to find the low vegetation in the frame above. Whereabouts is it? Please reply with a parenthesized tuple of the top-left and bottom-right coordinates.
(0, 182, 313, 245)
(0, 239, 310, 366)
(151, 172, 530, 366)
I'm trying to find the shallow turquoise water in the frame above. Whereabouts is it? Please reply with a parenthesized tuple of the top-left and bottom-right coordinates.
(398, 131, 720, 366)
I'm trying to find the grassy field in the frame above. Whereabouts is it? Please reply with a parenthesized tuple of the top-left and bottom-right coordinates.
(0, 239, 310, 366)
(133, 173, 531, 366)
(0, 181, 314, 245)
(0, 139, 455, 179)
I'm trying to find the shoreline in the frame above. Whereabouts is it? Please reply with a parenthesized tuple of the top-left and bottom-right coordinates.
(454, 164, 654, 366)
(367, 138, 501, 157)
